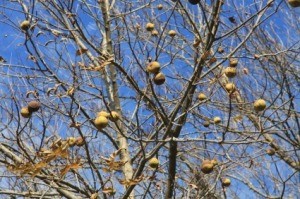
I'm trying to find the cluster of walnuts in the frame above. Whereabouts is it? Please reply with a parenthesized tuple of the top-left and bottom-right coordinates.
(20, 100, 40, 118)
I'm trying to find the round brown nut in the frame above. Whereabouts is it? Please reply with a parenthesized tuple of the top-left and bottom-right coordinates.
(147, 61, 160, 74)
(149, 157, 159, 169)
(153, 72, 166, 85)
(253, 99, 266, 112)
(146, 23, 155, 31)
(198, 93, 207, 101)
(20, 20, 30, 31)
(28, 100, 40, 112)
(94, 116, 109, 129)
(168, 30, 176, 37)
(201, 161, 214, 174)
(222, 178, 231, 187)
(229, 58, 238, 67)
(20, 107, 32, 118)
(224, 67, 237, 78)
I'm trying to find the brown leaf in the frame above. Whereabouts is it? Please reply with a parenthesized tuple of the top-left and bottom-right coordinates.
(208, 57, 217, 65)
(60, 158, 82, 177)
(192, 38, 201, 48)
(76, 48, 88, 56)
(103, 187, 116, 195)
(90, 193, 98, 199)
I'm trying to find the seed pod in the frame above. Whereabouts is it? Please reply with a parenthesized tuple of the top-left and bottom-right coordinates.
(28, 100, 40, 112)
(253, 99, 266, 112)
(225, 83, 236, 93)
(20, 20, 30, 31)
(198, 93, 207, 101)
(201, 160, 214, 174)
(224, 67, 237, 78)
(94, 116, 109, 129)
(157, 4, 163, 10)
(146, 23, 155, 31)
(222, 178, 231, 187)
(20, 107, 32, 118)
(147, 61, 160, 74)
(149, 157, 159, 168)
(153, 72, 166, 85)
(229, 58, 238, 67)
(151, 30, 159, 37)
(168, 30, 176, 37)
(213, 117, 222, 124)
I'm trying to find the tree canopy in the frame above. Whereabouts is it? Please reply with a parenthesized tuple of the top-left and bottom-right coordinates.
(0, 0, 299, 198)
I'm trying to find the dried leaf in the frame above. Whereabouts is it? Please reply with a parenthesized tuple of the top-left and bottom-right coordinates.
(103, 187, 116, 195)
(118, 175, 144, 186)
(69, 122, 81, 128)
(0, 56, 7, 63)
(60, 158, 82, 177)
(28, 55, 37, 62)
(66, 87, 74, 96)
(233, 115, 243, 122)
(76, 48, 88, 56)
(208, 57, 217, 65)
(90, 193, 98, 199)
(51, 29, 62, 37)
(201, 51, 211, 60)
(192, 38, 201, 48)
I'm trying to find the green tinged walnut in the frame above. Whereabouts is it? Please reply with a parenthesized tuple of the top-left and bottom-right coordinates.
(20, 107, 32, 118)
(201, 159, 214, 174)
(147, 61, 160, 74)
(146, 23, 155, 31)
(254, 99, 266, 112)
(149, 157, 159, 168)
(198, 93, 207, 101)
(94, 116, 109, 129)
(222, 178, 231, 187)
(153, 72, 166, 85)
(168, 30, 176, 37)
(225, 83, 236, 93)
(213, 117, 221, 124)
(288, 0, 300, 7)
(224, 67, 237, 78)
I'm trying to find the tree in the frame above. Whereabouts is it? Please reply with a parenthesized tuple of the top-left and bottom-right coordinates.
(0, 0, 299, 198)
